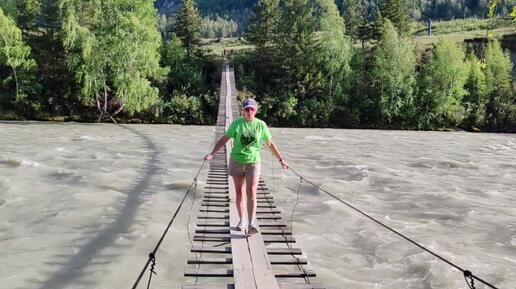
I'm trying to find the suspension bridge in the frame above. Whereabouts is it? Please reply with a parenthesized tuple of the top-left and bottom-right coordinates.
(179, 61, 322, 289)
(131, 61, 500, 289)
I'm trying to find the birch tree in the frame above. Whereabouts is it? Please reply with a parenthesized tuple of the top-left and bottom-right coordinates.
(59, 0, 166, 122)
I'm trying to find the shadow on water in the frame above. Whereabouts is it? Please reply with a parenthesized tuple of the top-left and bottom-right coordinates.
(31, 125, 160, 289)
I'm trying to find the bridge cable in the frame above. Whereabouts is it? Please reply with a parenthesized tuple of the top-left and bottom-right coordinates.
(287, 166, 498, 289)
(131, 129, 217, 289)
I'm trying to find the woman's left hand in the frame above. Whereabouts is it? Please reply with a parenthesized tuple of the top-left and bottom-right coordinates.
(279, 158, 289, 169)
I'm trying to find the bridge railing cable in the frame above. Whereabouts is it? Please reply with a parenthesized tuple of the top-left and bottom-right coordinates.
(286, 166, 500, 289)
(131, 159, 207, 289)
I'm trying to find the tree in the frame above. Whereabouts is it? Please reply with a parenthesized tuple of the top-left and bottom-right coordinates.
(173, 0, 202, 59)
(0, 7, 36, 107)
(372, 19, 417, 125)
(316, 0, 352, 125)
(161, 34, 203, 96)
(273, 0, 320, 125)
(463, 51, 488, 129)
(15, 0, 42, 35)
(378, 0, 411, 35)
(417, 39, 469, 129)
(342, 0, 365, 40)
(59, 0, 166, 122)
(483, 40, 515, 130)
(276, 0, 317, 97)
(246, 0, 280, 52)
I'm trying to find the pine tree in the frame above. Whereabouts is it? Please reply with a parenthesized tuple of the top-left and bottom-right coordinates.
(246, 0, 280, 52)
(342, 0, 365, 40)
(378, 0, 411, 35)
(276, 0, 317, 96)
(173, 0, 202, 59)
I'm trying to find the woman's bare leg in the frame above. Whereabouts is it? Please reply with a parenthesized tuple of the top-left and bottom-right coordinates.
(232, 175, 246, 222)
(246, 174, 259, 225)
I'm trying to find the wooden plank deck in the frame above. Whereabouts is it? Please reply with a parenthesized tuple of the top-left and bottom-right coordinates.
(182, 61, 323, 289)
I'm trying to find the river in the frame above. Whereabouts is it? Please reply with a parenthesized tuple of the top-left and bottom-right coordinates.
(0, 122, 514, 289)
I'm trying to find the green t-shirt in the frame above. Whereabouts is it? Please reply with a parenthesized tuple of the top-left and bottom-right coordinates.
(225, 117, 271, 164)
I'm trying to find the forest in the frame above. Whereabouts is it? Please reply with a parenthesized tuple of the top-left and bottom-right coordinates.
(0, 0, 515, 131)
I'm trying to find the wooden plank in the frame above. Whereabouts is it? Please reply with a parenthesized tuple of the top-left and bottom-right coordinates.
(194, 234, 295, 243)
(196, 228, 230, 234)
(185, 268, 233, 277)
(256, 215, 282, 220)
(187, 258, 232, 264)
(199, 208, 229, 213)
(269, 257, 307, 265)
(183, 285, 235, 289)
(191, 246, 231, 254)
(274, 270, 316, 278)
(256, 221, 287, 227)
(196, 228, 290, 235)
(201, 203, 229, 207)
(198, 220, 286, 227)
(197, 221, 230, 227)
(247, 225, 281, 289)
(257, 204, 276, 208)
(260, 229, 292, 235)
(278, 283, 324, 289)
(204, 191, 229, 195)
(266, 248, 303, 255)
(225, 67, 257, 289)
(204, 196, 230, 200)
(197, 215, 230, 220)
(256, 209, 281, 214)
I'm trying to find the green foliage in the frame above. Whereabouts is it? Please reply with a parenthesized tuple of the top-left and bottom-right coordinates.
(0, 1, 18, 17)
(342, 0, 365, 40)
(162, 93, 203, 124)
(418, 39, 469, 128)
(413, 18, 516, 36)
(483, 40, 515, 130)
(463, 52, 488, 128)
(316, 0, 352, 121)
(372, 19, 417, 125)
(201, 16, 238, 38)
(276, 0, 317, 97)
(161, 34, 204, 96)
(15, 0, 42, 33)
(0, 7, 37, 110)
(173, 0, 202, 58)
(379, 0, 411, 35)
(338, 48, 370, 126)
(246, 0, 280, 52)
(59, 0, 165, 120)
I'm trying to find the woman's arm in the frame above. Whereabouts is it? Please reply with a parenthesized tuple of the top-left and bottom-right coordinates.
(265, 139, 289, 169)
(204, 135, 231, 160)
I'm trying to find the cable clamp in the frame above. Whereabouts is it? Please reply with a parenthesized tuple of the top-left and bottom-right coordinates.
(463, 270, 475, 289)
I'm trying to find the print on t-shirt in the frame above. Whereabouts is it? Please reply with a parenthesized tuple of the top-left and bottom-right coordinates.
(241, 127, 258, 148)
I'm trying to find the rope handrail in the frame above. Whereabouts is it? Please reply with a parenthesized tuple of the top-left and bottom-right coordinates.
(287, 166, 500, 289)
(131, 159, 207, 289)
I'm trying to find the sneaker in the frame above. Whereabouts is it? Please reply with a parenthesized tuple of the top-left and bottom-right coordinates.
(237, 220, 247, 231)
(248, 222, 259, 234)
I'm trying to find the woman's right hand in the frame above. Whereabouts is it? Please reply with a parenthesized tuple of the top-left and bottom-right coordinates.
(204, 154, 213, 161)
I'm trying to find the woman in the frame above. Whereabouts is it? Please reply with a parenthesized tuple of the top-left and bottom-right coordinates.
(204, 98, 289, 233)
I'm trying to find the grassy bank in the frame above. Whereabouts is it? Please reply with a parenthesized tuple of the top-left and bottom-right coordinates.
(200, 18, 516, 55)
